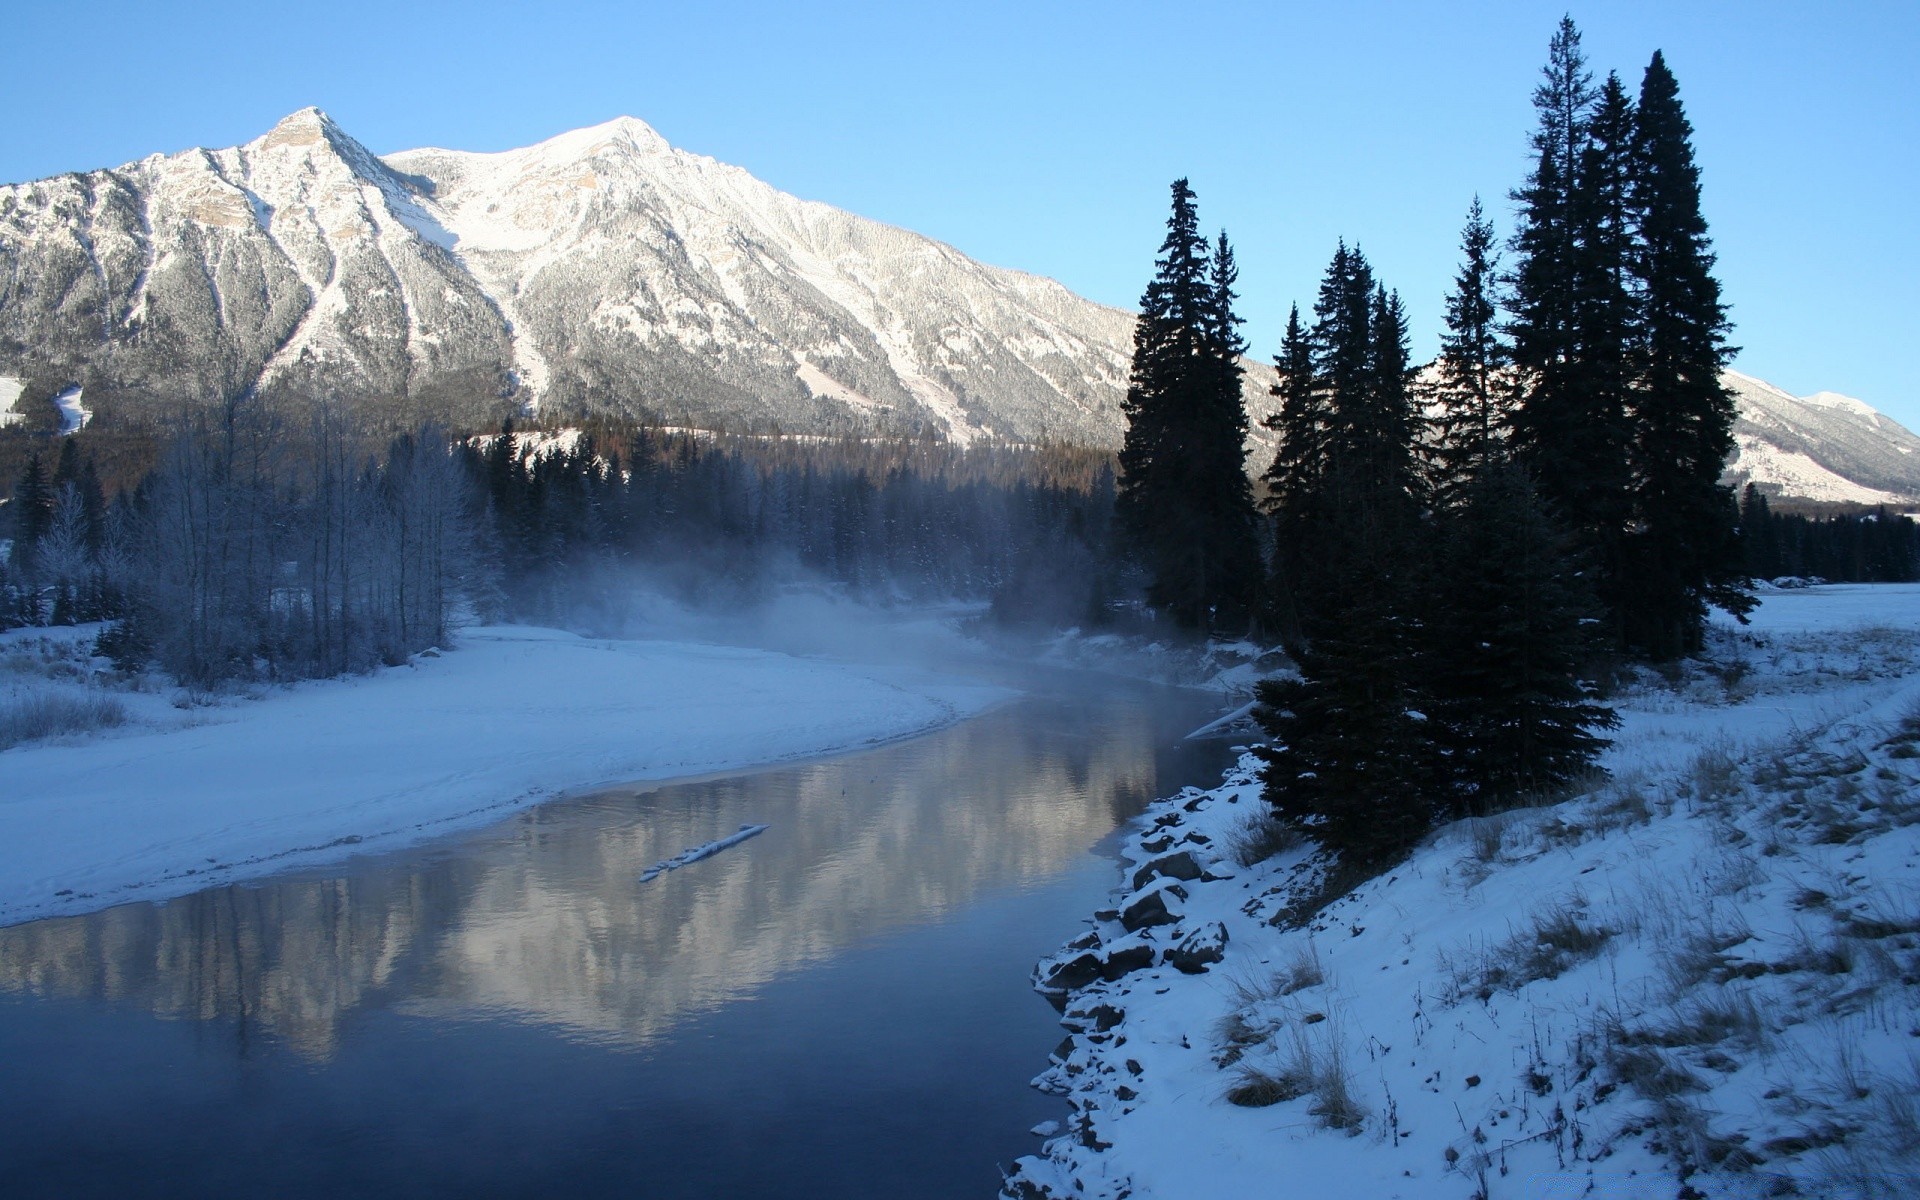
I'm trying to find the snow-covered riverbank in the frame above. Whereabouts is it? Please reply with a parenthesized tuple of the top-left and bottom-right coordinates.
(1008, 584, 1920, 1200)
(0, 624, 1010, 927)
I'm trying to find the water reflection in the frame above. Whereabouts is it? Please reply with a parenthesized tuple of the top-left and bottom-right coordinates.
(0, 686, 1210, 1061)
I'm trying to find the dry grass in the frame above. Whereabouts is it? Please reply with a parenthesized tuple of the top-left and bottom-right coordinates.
(0, 688, 128, 750)
(1223, 807, 1302, 867)
(1441, 899, 1613, 1003)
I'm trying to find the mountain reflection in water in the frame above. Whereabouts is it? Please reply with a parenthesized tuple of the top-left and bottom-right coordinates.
(0, 686, 1210, 1061)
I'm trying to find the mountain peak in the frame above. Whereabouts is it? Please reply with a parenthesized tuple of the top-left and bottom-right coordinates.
(258, 107, 340, 150)
(532, 114, 671, 163)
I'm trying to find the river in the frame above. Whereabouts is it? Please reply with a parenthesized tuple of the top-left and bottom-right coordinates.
(0, 670, 1235, 1198)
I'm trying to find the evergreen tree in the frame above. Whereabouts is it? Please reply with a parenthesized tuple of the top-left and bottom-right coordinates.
(1429, 198, 1511, 508)
(1507, 16, 1595, 417)
(10, 452, 56, 573)
(1425, 466, 1618, 813)
(1253, 476, 1432, 864)
(1117, 180, 1260, 630)
(1621, 49, 1754, 656)
(1360, 283, 1419, 505)
(1263, 305, 1322, 519)
(1255, 245, 1432, 863)
(1261, 305, 1320, 645)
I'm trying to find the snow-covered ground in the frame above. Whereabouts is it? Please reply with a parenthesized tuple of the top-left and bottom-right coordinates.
(0, 624, 1008, 927)
(1009, 583, 1920, 1200)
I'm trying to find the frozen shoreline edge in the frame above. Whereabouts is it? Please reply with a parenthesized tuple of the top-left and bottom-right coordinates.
(0, 625, 1015, 929)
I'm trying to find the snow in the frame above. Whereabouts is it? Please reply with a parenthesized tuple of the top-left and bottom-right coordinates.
(0, 376, 22, 428)
(51, 385, 88, 434)
(1010, 584, 1920, 1199)
(1728, 432, 1911, 505)
(0, 624, 1009, 928)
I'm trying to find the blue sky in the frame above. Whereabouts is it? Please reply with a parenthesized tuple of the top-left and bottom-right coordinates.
(4, 1, 1915, 427)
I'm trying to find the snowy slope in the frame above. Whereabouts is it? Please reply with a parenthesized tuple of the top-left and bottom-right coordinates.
(1725, 371, 1920, 504)
(1009, 584, 1920, 1199)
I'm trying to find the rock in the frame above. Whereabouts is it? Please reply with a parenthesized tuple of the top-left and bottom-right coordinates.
(1035, 951, 1103, 995)
(1130, 849, 1204, 891)
(1119, 881, 1189, 932)
(1138, 833, 1175, 855)
(1063, 1001, 1124, 1033)
(1166, 920, 1230, 973)
(1099, 941, 1157, 981)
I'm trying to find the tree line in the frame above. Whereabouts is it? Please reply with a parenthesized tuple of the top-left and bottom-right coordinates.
(2, 406, 1121, 682)
(1739, 485, 1919, 583)
(3, 399, 471, 685)
(1118, 18, 1750, 863)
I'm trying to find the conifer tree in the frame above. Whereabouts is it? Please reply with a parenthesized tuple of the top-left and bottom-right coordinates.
(1622, 50, 1753, 656)
(1508, 16, 1594, 415)
(1429, 198, 1511, 508)
(10, 451, 55, 573)
(1425, 465, 1618, 812)
(1256, 244, 1432, 863)
(1262, 305, 1320, 645)
(1117, 180, 1260, 630)
(1263, 305, 1321, 520)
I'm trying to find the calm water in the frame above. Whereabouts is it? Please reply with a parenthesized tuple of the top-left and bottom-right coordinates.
(0, 673, 1233, 1199)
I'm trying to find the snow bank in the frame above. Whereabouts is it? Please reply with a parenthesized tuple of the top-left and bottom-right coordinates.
(0, 625, 1009, 927)
(1009, 584, 1920, 1199)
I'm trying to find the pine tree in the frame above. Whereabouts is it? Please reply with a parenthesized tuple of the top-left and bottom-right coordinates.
(1263, 305, 1322, 520)
(1361, 284, 1419, 505)
(1621, 50, 1754, 657)
(1739, 483, 1778, 579)
(1117, 180, 1260, 630)
(1255, 245, 1433, 863)
(1428, 198, 1511, 508)
(10, 452, 56, 574)
(1425, 466, 1618, 813)
(1253, 481, 1432, 864)
(1508, 16, 1595, 416)
(1261, 305, 1320, 645)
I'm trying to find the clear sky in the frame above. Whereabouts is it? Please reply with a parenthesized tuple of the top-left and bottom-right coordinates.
(4, 1, 1915, 427)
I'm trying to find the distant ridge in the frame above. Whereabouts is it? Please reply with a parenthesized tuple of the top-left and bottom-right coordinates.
(1, 111, 1915, 504)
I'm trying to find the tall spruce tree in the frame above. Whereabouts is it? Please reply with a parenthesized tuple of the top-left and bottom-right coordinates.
(1425, 465, 1618, 813)
(1622, 50, 1753, 656)
(10, 451, 56, 575)
(1117, 180, 1260, 630)
(1256, 244, 1432, 863)
(1508, 16, 1594, 418)
(1428, 198, 1511, 508)
(1262, 305, 1320, 645)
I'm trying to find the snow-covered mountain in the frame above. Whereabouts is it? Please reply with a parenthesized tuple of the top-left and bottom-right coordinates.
(1723, 371, 1920, 505)
(1, 109, 1916, 502)
(0, 108, 1144, 444)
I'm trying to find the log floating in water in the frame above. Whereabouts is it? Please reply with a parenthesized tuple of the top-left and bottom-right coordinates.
(640, 824, 771, 883)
